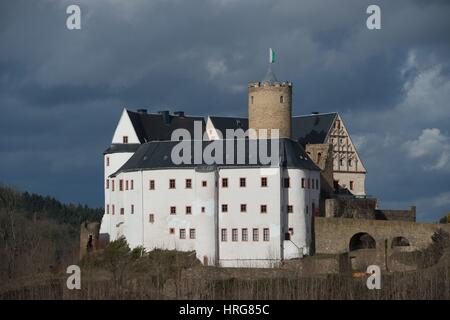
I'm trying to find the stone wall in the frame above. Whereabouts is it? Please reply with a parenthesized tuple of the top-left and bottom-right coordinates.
(315, 217, 440, 254)
(315, 217, 449, 271)
(305, 143, 334, 196)
(325, 198, 377, 219)
(325, 198, 416, 222)
(79, 221, 100, 260)
(376, 206, 416, 222)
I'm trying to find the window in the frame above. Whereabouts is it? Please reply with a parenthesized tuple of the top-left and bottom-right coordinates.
(316, 179, 319, 190)
(112, 180, 115, 191)
(201, 206, 205, 213)
(119, 179, 123, 191)
(185, 179, 192, 189)
(170, 206, 176, 215)
(242, 228, 248, 242)
(287, 205, 293, 213)
(169, 179, 176, 189)
(106, 204, 110, 214)
(221, 204, 228, 213)
(306, 205, 309, 214)
(120, 208, 124, 215)
(251, 96, 254, 104)
(106, 179, 109, 189)
(289, 227, 294, 235)
(149, 214, 154, 223)
(240, 204, 247, 213)
(280, 96, 284, 103)
(263, 228, 270, 241)
(221, 229, 227, 242)
(261, 177, 268, 187)
(202, 180, 207, 187)
(283, 178, 290, 188)
(317, 152, 322, 164)
(169, 228, 175, 235)
(260, 205, 267, 214)
(348, 159, 352, 167)
(350, 181, 354, 191)
(179, 229, 186, 239)
(307, 178, 310, 189)
(126, 180, 129, 190)
(131, 205, 134, 214)
(222, 178, 228, 188)
(186, 206, 192, 215)
(112, 205, 115, 215)
(252, 228, 259, 241)
(301, 178, 305, 189)
(189, 228, 196, 239)
(240, 177, 246, 187)
(339, 159, 343, 166)
(149, 180, 155, 190)
(106, 157, 110, 166)
(123, 136, 128, 144)
(130, 180, 134, 190)
(232, 229, 238, 242)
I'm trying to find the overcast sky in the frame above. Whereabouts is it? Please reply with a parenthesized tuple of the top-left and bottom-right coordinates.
(1, 0, 449, 221)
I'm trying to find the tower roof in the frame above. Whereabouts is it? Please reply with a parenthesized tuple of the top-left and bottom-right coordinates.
(262, 65, 278, 83)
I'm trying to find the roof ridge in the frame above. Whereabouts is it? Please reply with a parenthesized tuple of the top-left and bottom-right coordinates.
(292, 112, 338, 118)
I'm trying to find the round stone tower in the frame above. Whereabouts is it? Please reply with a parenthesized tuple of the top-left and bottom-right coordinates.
(248, 68, 292, 139)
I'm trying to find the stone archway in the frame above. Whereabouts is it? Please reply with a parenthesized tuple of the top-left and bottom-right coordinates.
(349, 232, 376, 251)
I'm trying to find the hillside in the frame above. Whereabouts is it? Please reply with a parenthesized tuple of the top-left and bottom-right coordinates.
(0, 185, 103, 284)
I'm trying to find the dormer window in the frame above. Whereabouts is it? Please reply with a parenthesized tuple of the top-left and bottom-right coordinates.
(123, 136, 128, 144)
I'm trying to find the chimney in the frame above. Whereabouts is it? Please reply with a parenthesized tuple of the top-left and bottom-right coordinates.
(158, 110, 171, 125)
(137, 109, 147, 114)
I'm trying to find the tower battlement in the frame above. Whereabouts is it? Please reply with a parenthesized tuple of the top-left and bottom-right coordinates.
(248, 81, 292, 88)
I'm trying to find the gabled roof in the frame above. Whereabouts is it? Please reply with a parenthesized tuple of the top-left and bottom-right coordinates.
(111, 138, 320, 176)
(208, 113, 337, 145)
(208, 116, 248, 135)
(126, 110, 205, 143)
(292, 113, 337, 145)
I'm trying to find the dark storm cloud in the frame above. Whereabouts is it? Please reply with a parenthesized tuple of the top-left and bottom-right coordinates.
(0, 0, 449, 220)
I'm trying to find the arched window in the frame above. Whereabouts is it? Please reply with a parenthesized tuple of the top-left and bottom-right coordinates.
(317, 152, 322, 164)
(280, 96, 284, 103)
(349, 233, 376, 251)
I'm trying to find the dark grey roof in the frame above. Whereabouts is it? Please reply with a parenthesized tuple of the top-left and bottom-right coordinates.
(208, 113, 337, 145)
(127, 110, 205, 143)
(208, 116, 248, 136)
(292, 113, 337, 145)
(111, 138, 319, 176)
(104, 143, 140, 155)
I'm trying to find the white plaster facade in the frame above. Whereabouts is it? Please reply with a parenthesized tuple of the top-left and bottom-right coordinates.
(100, 109, 320, 268)
(101, 166, 320, 268)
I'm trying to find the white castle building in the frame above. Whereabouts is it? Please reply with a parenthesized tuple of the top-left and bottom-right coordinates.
(99, 67, 364, 267)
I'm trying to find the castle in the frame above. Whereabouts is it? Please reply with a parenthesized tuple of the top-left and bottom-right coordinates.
(97, 64, 424, 269)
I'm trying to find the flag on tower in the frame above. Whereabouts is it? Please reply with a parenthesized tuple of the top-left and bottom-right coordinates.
(269, 48, 276, 64)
